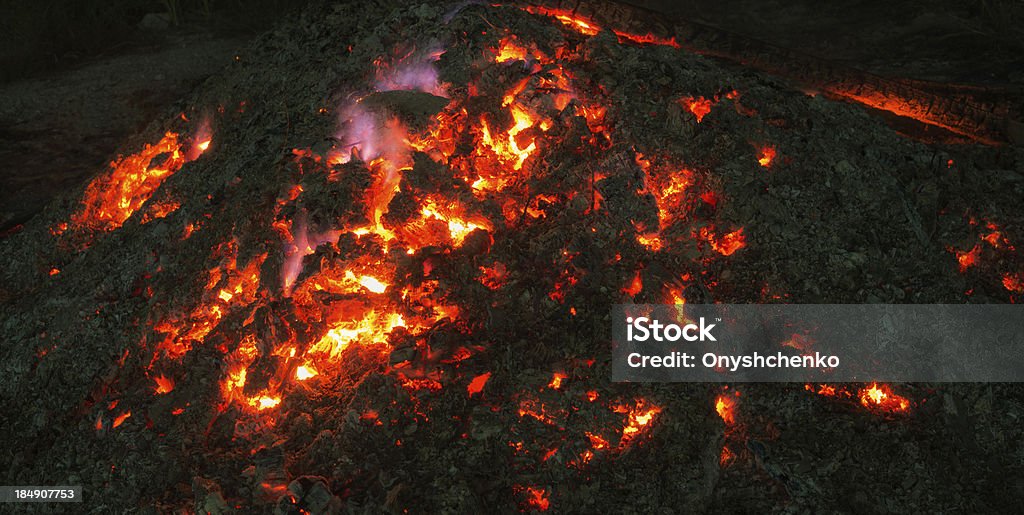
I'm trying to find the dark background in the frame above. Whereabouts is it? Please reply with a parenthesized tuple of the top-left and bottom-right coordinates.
(1, 0, 1022, 233)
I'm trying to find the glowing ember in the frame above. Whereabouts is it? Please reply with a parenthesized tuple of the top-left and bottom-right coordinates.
(616, 400, 662, 445)
(548, 372, 567, 390)
(295, 365, 318, 381)
(71, 129, 211, 232)
(519, 486, 550, 511)
(954, 244, 980, 272)
(153, 375, 175, 394)
(467, 372, 491, 397)
(720, 445, 736, 467)
(1004, 273, 1024, 293)
(758, 146, 776, 167)
(252, 396, 282, 411)
(112, 411, 132, 429)
(681, 96, 713, 123)
(715, 394, 736, 425)
(859, 383, 910, 412)
(700, 227, 747, 256)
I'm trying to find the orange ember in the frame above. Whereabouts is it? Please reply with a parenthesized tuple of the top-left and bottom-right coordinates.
(616, 400, 662, 445)
(700, 227, 747, 256)
(153, 375, 175, 394)
(758, 146, 776, 167)
(520, 486, 550, 511)
(622, 269, 643, 296)
(71, 130, 210, 231)
(112, 411, 132, 429)
(1004, 273, 1024, 293)
(467, 372, 491, 397)
(954, 244, 980, 272)
(859, 383, 910, 412)
(681, 96, 714, 123)
(715, 394, 736, 425)
(548, 372, 567, 390)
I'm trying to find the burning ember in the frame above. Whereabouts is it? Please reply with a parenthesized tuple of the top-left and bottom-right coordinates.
(3, 1, 1020, 513)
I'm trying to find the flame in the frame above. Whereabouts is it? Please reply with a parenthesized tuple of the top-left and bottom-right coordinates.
(758, 146, 776, 167)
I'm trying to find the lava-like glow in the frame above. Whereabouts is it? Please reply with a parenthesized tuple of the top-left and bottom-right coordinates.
(681, 96, 713, 123)
(758, 146, 776, 167)
(548, 372, 567, 390)
(113, 411, 132, 429)
(520, 486, 550, 511)
(467, 372, 491, 397)
(1004, 273, 1024, 293)
(295, 365, 318, 381)
(715, 394, 736, 425)
(700, 227, 747, 256)
(616, 400, 662, 445)
(153, 375, 175, 394)
(859, 383, 910, 412)
(955, 244, 980, 272)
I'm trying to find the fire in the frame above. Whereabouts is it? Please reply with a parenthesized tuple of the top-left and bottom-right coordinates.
(71, 128, 211, 232)
(720, 445, 736, 466)
(681, 96, 714, 123)
(586, 432, 609, 450)
(153, 375, 175, 394)
(1004, 273, 1024, 293)
(616, 400, 662, 445)
(480, 104, 543, 171)
(859, 383, 910, 412)
(493, 36, 545, 64)
(700, 227, 747, 256)
(622, 269, 643, 297)
(715, 394, 736, 425)
(252, 396, 282, 411)
(758, 146, 776, 167)
(478, 262, 507, 290)
(518, 486, 550, 511)
(523, 6, 679, 47)
(295, 365, 318, 381)
(548, 372, 567, 390)
(807, 383, 911, 413)
(954, 244, 980, 272)
(467, 372, 491, 397)
(112, 411, 132, 429)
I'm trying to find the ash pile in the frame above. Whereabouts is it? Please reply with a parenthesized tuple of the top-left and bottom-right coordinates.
(1, 1, 1022, 513)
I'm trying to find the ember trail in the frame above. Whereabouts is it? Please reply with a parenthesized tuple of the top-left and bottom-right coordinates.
(0, 1, 1022, 513)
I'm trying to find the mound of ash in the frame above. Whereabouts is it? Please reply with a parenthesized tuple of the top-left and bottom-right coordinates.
(1, 2, 1022, 512)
